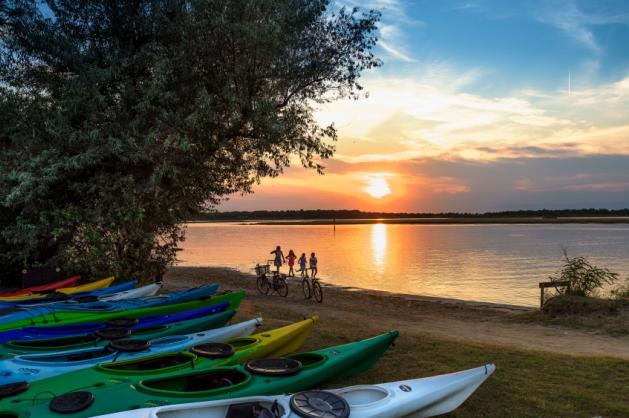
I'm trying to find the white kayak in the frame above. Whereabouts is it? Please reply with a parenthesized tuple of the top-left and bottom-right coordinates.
(92, 363, 495, 418)
(0, 317, 261, 384)
(100, 283, 162, 301)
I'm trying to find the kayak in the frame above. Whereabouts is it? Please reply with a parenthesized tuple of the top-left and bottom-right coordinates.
(0, 316, 319, 415)
(0, 275, 80, 297)
(99, 282, 162, 301)
(0, 330, 398, 417)
(0, 284, 220, 327)
(0, 302, 231, 343)
(91, 364, 496, 418)
(0, 280, 141, 307)
(0, 306, 236, 357)
(0, 289, 244, 332)
(0, 277, 114, 301)
(0, 317, 262, 383)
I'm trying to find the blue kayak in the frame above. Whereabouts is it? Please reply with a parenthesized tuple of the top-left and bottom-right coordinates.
(0, 280, 138, 307)
(0, 284, 219, 326)
(0, 302, 230, 343)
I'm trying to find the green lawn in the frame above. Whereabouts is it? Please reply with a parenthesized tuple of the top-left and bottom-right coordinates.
(251, 304, 629, 418)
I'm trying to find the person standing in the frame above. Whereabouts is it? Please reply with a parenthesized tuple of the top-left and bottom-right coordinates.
(309, 252, 318, 278)
(298, 253, 308, 277)
(270, 245, 285, 273)
(286, 250, 297, 277)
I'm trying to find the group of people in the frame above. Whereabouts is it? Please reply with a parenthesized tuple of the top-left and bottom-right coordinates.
(270, 245, 317, 278)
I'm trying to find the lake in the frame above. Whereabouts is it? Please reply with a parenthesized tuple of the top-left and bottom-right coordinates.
(177, 223, 629, 307)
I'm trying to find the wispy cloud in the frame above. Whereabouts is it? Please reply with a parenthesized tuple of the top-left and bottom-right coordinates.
(337, 0, 423, 63)
(535, 1, 601, 52)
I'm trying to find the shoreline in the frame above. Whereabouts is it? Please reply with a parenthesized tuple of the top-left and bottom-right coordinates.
(164, 265, 629, 360)
(187, 216, 629, 225)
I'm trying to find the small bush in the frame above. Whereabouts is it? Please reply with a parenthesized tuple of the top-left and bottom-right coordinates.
(549, 254, 619, 297)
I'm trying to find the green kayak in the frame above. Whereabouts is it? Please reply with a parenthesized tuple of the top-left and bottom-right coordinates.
(0, 309, 236, 358)
(0, 330, 398, 418)
(0, 290, 244, 332)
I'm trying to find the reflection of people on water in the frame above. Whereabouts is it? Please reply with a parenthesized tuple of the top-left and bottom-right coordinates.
(287, 249, 297, 277)
(309, 252, 318, 278)
(270, 245, 285, 273)
(298, 253, 308, 277)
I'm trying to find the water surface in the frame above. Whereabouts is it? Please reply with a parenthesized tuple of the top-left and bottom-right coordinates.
(178, 223, 629, 307)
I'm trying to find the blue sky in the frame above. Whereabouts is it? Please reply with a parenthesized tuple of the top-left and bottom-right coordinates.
(223, 0, 629, 212)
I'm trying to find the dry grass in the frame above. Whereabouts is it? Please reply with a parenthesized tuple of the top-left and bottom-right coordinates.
(165, 266, 629, 417)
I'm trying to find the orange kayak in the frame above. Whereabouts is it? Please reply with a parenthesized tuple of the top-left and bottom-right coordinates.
(0, 275, 80, 297)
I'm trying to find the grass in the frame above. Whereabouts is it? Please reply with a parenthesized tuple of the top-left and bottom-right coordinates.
(245, 303, 629, 418)
(511, 296, 629, 336)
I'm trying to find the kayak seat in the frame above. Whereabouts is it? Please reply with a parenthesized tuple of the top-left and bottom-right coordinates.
(184, 370, 246, 392)
(227, 403, 278, 418)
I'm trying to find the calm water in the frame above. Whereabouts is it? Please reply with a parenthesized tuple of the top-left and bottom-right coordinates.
(178, 223, 629, 307)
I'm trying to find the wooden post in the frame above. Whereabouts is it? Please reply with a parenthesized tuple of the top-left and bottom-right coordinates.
(538, 280, 570, 309)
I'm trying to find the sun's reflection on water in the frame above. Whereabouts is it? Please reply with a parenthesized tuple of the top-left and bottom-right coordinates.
(371, 223, 388, 273)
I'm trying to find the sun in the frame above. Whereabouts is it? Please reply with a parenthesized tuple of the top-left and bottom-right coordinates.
(364, 176, 391, 199)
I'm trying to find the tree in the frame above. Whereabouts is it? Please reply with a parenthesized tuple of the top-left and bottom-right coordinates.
(0, 0, 381, 285)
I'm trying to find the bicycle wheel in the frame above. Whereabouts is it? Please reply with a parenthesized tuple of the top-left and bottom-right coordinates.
(276, 277, 289, 297)
(302, 278, 312, 299)
(257, 276, 270, 295)
(312, 280, 323, 303)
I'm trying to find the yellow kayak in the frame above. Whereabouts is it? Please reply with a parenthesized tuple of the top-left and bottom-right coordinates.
(0, 277, 115, 301)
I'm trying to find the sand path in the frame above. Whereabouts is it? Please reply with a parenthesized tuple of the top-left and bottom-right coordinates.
(167, 267, 629, 360)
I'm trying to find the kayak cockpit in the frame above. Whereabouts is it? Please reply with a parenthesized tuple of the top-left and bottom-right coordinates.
(18, 347, 112, 363)
(98, 353, 195, 374)
(139, 369, 250, 395)
(335, 385, 390, 407)
(5, 334, 98, 349)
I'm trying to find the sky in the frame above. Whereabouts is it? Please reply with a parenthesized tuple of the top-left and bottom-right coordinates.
(221, 0, 629, 212)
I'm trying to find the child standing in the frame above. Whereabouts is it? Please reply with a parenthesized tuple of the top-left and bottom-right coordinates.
(286, 250, 297, 277)
(270, 245, 285, 273)
(298, 253, 308, 277)
(309, 252, 318, 278)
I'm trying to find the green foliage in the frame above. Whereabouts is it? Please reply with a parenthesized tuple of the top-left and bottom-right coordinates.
(549, 254, 619, 297)
(0, 1, 380, 284)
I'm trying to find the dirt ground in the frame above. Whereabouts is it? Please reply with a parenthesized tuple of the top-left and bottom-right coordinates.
(165, 266, 629, 360)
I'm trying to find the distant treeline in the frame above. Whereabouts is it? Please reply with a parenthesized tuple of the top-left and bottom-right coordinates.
(193, 208, 629, 221)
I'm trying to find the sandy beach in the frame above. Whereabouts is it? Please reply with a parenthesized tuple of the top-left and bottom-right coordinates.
(165, 266, 629, 360)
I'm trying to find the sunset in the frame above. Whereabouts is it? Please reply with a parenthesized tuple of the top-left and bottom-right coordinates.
(2, 1, 629, 417)
(221, 0, 629, 212)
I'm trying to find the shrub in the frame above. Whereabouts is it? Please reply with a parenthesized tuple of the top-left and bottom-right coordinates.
(549, 254, 619, 297)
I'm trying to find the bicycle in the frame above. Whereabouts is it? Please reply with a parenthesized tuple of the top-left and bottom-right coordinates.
(301, 275, 323, 303)
(254, 264, 288, 297)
